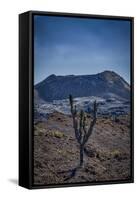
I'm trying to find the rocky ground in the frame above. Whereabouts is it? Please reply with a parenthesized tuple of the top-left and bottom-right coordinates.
(34, 112, 131, 185)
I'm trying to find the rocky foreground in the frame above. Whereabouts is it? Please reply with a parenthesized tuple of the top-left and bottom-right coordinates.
(34, 112, 131, 185)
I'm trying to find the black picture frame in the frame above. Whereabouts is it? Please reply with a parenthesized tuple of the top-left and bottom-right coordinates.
(19, 10, 134, 189)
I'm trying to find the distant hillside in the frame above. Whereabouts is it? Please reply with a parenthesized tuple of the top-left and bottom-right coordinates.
(35, 71, 130, 102)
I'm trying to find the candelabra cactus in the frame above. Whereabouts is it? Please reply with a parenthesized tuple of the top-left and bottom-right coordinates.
(69, 95, 98, 166)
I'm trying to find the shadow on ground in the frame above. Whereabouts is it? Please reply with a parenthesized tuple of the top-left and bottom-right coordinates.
(8, 179, 18, 185)
(58, 165, 81, 181)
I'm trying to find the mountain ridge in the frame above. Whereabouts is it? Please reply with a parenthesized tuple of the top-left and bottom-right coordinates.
(35, 70, 130, 102)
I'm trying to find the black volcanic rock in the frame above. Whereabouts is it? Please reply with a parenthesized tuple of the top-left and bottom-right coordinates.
(35, 71, 130, 102)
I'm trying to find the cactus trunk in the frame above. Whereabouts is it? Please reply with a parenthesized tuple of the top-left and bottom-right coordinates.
(80, 145, 84, 166)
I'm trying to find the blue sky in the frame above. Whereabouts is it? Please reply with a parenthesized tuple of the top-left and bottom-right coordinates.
(34, 15, 131, 84)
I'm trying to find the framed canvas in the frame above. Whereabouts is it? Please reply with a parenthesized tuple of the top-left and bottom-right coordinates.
(19, 11, 134, 189)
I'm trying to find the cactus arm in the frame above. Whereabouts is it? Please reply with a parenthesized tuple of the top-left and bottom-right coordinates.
(78, 110, 84, 142)
(73, 117, 81, 143)
(69, 95, 74, 115)
(69, 95, 81, 143)
(82, 115, 87, 135)
(83, 117, 96, 145)
(83, 101, 98, 145)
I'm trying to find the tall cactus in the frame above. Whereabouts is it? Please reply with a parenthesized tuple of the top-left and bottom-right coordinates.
(69, 95, 98, 166)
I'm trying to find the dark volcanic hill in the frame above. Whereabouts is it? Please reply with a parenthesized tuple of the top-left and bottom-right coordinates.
(35, 71, 130, 102)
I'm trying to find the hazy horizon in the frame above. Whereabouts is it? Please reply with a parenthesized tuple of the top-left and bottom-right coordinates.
(34, 15, 131, 84)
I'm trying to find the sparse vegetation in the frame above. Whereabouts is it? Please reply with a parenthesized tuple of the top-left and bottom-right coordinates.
(69, 94, 98, 166)
(50, 130, 64, 138)
(110, 149, 121, 157)
(34, 112, 131, 185)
